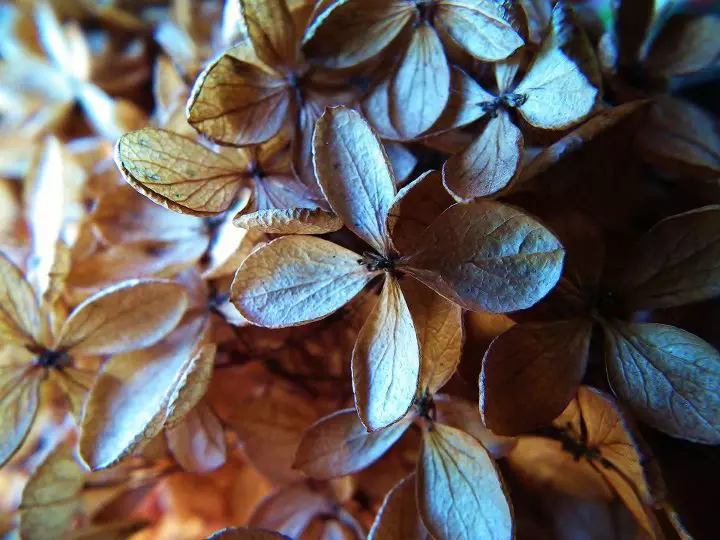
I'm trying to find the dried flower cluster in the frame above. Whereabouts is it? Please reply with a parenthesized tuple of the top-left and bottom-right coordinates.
(0, 0, 719, 539)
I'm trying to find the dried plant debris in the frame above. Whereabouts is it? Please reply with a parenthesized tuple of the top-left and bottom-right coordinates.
(0, 0, 719, 539)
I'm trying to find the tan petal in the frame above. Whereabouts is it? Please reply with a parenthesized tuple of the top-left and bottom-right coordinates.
(433, 395, 516, 459)
(302, 0, 414, 68)
(368, 474, 429, 540)
(79, 318, 211, 469)
(19, 441, 86, 540)
(56, 279, 188, 356)
(49, 366, 96, 420)
(386, 170, 454, 255)
(480, 319, 592, 435)
(404, 201, 564, 312)
(116, 128, 246, 216)
(390, 25, 450, 139)
(187, 51, 291, 146)
(418, 423, 512, 540)
(241, 0, 298, 69)
(0, 251, 45, 348)
(443, 110, 523, 201)
(166, 400, 226, 473)
(353, 277, 419, 430)
(231, 235, 374, 327)
(234, 207, 343, 234)
(555, 386, 657, 536)
(401, 279, 462, 395)
(435, 0, 524, 61)
(604, 322, 720, 444)
(0, 361, 41, 467)
(617, 205, 720, 310)
(294, 408, 412, 479)
(313, 106, 397, 254)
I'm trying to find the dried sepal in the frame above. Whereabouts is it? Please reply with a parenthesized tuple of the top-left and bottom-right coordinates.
(231, 235, 376, 328)
(403, 201, 565, 313)
(233, 207, 343, 234)
(313, 106, 396, 255)
(187, 51, 291, 146)
(18, 440, 86, 540)
(603, 321, 720, 445)
(417, 422, 513, 540)
(443, 110, 523, 201)
(481, 318, 593, 435)
(206, 528, 290, 540)
(115, 128, 246, 216)
(0, 355, 42, 468)
(293, 408, 412, 479)
(0, 251, 46, 348)
(402, 279, 463, 395)
(352, 277, 420, 430)
(166, 400, 226, 473)
(368, 474, 429, 540)
(78, 318, 211, 469)
(617, 205, 720, 310)
(55, 279, 188, 356)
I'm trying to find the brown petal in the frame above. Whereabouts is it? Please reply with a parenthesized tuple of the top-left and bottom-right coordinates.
(18, 440, 86, 540)
(228, 385, 318, 484)
(637, 96, 720, 181)
(645, 14, 720, 77)
(368, 474, 429, 540)
(401, 278, 463, 395)
(443, 110, 523, 201)
(294, 408, 412, 479)
(249, 484, 334, 538)
(302, 0, 415, 68)
(617, 205, 720, 310)
(166, 400, 226, 473)
(234, 207, 343, 234)
(206, 529, 290, 540)
(405, 201, 564, 313)
(480, 319, 593, 435)
(386, 170, 455, 255)
(0, 359, 41, 467)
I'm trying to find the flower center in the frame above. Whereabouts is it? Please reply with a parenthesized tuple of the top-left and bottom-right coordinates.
(358, 251, 395, 273)
(34, 349, 69, 370)
(413, 0, 436, 24)
(480, 92, 528, 117)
